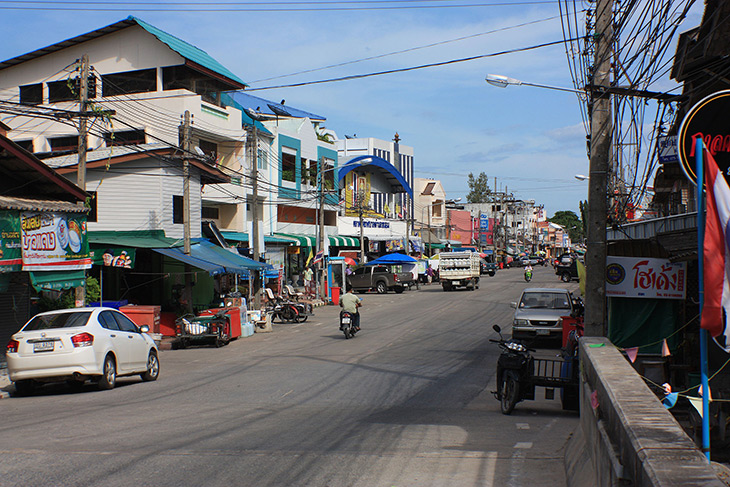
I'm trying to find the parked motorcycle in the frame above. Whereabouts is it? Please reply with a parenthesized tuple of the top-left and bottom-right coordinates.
(524, 268, 533, 282)
(264, 288, 312, 323)
(339, 310, 358, 339)
(491, 324, 580, 414)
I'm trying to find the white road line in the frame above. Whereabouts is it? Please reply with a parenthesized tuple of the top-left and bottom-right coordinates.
(516, 423, 530, 430)
(514, 442, 533, 449)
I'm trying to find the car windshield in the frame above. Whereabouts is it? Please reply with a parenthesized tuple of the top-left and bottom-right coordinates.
(23, 311, 92, 330)
(519, 292, 571, 310)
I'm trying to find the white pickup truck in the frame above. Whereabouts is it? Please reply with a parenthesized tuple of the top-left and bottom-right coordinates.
(438, 251, 480, 291)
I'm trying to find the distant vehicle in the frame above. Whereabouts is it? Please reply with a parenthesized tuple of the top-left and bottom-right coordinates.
(480, 258, 497, 277)
(511, 257, 530, 267)
(347, 265, 413, 294)
(439, 251, 481, 291)
(6, 307, 159, 395)
(528, 255, 546, 266)
(510, 288, 574, 341)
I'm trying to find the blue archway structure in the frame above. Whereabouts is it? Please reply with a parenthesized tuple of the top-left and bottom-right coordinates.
(338, 155, 413, 197)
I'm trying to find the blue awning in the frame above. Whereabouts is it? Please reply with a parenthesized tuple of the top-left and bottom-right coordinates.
(153, 247, 227, 276)
(196, 240, 270, 271)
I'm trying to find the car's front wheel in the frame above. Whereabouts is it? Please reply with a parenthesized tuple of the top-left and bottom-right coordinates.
(561, 272, 572, 282)
(97, 354, 117, 390)
(141, 351, 160, 382)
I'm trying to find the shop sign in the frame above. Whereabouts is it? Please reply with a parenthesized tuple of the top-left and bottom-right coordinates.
(20, 212, 91, 271)
(90, 247, 136, 268)
(385, 239, 404, 251)
(605, 256, 685, 299)
(677, 90, 730, 185)
(0, 211, 22, 272)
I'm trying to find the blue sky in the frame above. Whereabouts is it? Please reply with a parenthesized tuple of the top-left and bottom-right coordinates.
(0, 1, 703, 217)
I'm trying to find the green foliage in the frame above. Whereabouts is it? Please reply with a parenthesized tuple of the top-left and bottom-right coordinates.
(549, 210, 583, 242)
(466, 172, 491, 203)
(316, 132, 334, 144)
(86, 276, 101, 303)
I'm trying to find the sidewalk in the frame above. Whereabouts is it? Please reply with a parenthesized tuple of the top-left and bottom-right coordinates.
(0, 360, 11, 399)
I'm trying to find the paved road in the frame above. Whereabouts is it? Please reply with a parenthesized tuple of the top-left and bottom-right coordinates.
(0, 265, 579, 487)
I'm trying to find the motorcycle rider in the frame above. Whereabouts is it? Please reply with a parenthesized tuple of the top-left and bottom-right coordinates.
(524, 263, 533, 281)
(339, 284, 362, 331)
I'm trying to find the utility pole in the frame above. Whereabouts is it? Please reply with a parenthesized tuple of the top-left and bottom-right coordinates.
(179, 111, 193, 312)
(318, 157, 326, 300)
(248, 121, 262, 307)
(75, 54, 90, 307)
(584, 0, 613, 337)
(357, 189, 366, 264)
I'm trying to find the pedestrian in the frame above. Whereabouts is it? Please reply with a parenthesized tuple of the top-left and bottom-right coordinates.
(426, 264, 434, 284)
(339, 284, 362, 330)
(303, 266, 314, 295)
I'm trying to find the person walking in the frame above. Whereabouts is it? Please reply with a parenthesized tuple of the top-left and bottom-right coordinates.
(303, 266, 314, 296)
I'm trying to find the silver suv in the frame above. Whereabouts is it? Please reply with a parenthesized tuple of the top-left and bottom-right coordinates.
(510, 288, 574, 341)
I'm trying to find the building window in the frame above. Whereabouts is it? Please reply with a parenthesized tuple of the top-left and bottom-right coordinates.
(162, 65, 226, 107)
(19, 83, 42, 105)
(49, 135, 80, 152)
(102, 68, 156, 97)
(104, 129, 145, 147)
(202, 206, 219, 219)
(282, 152, 296, 182)
(198, 139, 218, 162)
(173, 195, 184, 224)
(257, 148, 267, 170)
(14, 140, 33, 152)
(86, 191, 97, 222)
(300, 158, 310, 185)
(47, 77, 96, 103)
(323, 159, 334, 190)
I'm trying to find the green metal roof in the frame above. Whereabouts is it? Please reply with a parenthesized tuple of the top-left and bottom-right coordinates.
(131, 17, 247, 88)
(0, 16, 247, 90)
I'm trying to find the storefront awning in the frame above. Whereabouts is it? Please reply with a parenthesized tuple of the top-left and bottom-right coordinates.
(88, 230, 183, 248)
(274, 233, 317, 247)
(195, 240, 270, 271)
(153, 247, 227, 276)
(30, 269, 86, 291)
(329, 235, 359, 247)
(221, 231, 295, 245)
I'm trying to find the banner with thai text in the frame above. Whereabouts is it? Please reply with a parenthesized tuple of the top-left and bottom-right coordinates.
(21, 212, 91, 271)
(605, 256, 685, 299)
(0, 211, 22, 272)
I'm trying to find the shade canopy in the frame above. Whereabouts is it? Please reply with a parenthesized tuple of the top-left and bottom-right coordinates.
(365, 253, 417, 265)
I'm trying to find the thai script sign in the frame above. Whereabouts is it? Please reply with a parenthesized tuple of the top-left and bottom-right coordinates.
(0, 211, 22, 272)
(678, 90, 730, 185)
(605, 256, 685, 299)
(354, 220, 390, 229)
(20, 212, 91, 271)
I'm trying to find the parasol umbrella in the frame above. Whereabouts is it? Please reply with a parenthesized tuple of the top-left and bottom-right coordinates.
(343, 257, 357, 266)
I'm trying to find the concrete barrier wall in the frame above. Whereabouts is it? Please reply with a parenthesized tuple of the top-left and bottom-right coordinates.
(565, 337, 724, 487)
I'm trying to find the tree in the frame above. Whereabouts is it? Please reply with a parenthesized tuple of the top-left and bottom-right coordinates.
(549, 210, 583, 243)
(466, 172, 491, 203)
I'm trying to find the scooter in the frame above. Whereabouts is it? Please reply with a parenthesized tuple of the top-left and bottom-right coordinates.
(491, 324, 535, 414)
(339, 310, 358, 339)
(524, 268, 533, 282)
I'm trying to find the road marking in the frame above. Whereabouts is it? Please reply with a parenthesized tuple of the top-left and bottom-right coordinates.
(281, 389, 293, 398)
(514, 442, 532, 449)
(516, 423, 530, 430)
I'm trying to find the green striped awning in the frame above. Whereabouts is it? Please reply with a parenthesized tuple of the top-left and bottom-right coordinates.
(328, 235, 359, 247)
(220, 231, 295, 244)
(274, 233, 317, 247)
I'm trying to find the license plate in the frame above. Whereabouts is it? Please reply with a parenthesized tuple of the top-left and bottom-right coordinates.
(452, 281, 460, 285)
(33, 340, 54, 352)
(341, 317, 351, 324)
(536, 329, 550, 336)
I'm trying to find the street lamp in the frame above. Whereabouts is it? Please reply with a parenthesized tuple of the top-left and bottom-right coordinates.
(575, 174, 589, 181)
(485, 74, 584, 94)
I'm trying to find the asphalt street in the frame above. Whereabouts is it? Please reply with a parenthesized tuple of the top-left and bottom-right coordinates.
(0, 265, 579, 487)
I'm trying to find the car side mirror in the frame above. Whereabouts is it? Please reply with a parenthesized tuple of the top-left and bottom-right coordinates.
(139, 325, 150, 333)
(510, 302, 517, 309)
(493, 324, 501, 333)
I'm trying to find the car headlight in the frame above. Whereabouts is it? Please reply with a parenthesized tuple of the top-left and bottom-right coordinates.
(513, 319, 528, 326)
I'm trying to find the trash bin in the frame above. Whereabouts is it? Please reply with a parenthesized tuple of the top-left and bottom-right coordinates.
(120, 305, 161, 333)
(561, 316, 579, 348)
(331, 286, 341, 305)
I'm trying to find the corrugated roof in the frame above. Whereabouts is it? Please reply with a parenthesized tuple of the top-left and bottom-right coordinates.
(225, 92, 326, 121)
(0, 195, 86, 213)
(0, 16, 247, 89)
(42, 143, 170, 169)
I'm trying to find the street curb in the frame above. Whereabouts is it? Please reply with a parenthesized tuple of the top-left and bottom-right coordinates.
(0, 361, 11, 398)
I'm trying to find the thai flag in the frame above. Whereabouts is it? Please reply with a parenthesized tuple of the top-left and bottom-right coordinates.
(312, 249, 324, 264)
(702, 148, 730, 343)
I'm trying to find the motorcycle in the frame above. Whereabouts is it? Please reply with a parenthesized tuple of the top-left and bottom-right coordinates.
(339, 310, 358, 339)
(491, 324, 580, 414)
(264, 288, 312, 323)
(524, 268, 533, 282)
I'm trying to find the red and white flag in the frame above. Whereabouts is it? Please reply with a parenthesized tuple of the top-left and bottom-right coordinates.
(702, 149, 730, 343)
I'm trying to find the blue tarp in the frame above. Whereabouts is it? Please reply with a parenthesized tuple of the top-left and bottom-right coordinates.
(365, 253, 418, 265)
(154, 241, 273, 276)
(153, 247, 227, 276)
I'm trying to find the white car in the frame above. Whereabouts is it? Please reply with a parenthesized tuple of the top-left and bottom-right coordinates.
(5, 307, 159, 395)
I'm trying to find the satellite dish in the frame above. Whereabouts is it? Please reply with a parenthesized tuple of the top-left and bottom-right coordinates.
(267, 103, 291, 117)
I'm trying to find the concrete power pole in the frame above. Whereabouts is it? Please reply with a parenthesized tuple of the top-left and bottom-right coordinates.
(248, 122, 261, 308)
(584, 0, 613, 336)
(180, 111, 193, 312)
(318, 157, 326, 300)
(75, 54, 90, 307)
